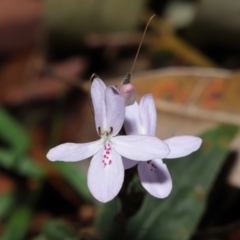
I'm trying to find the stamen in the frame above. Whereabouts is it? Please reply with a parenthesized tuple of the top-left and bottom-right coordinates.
(109, 127, 113, 134)
(98, 127, 101, 135)
(98, 127, 113, 136)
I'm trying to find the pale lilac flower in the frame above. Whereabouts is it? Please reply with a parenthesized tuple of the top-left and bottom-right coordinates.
(123, 94, 202, 198)
(46, 79, 170, 203)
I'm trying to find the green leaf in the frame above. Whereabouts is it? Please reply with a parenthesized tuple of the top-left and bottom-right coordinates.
(0, 108, 32, 171)
(41, 219, 78, 240)
(0, 108, 30, 156)
(16, 156, 45, 179)
(94, 199, 121, 238)
(125, 125, 238, 240)
(55, 162, 93, 204)
(0, 206, 32, 240)
(0, 150, 45, 179)
(0, 149, 16, 169)
(31, 236, 46, 240)
(0, 193, 16, 220)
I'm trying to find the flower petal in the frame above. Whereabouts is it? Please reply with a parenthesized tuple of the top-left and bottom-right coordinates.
(87, 147, 124, 202)
(139, 94, 157, 136)
(122, 157, 139, 170)
(46, 140, 102, 162)
(164, 136, 202, 159)
(91, 78, 107, 134)
(105, 87, 125, 136)
(138, 159, 172, 198)
(114, 135, 170, 161)
(124, 102, 143, 135)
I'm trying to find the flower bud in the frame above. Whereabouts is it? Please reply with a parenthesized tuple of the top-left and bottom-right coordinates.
(119, 83, 136, 106)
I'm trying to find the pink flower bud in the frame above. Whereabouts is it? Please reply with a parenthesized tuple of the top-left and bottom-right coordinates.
(119, 83, 136, 106)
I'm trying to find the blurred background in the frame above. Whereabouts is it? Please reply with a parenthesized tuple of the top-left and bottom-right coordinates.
(1, 0, 240, 239)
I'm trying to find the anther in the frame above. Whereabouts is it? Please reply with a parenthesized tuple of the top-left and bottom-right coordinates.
(109, 127, 113, 134)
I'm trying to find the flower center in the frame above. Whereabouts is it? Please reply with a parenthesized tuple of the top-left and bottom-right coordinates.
(98, 127, 113, 136)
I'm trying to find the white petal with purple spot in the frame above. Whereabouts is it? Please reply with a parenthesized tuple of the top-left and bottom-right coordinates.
(87, 144, 124, 202)
(138, 159, 172, 198)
